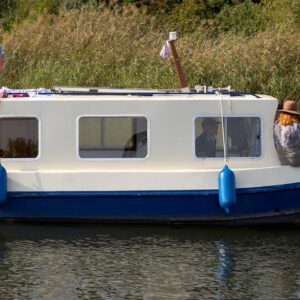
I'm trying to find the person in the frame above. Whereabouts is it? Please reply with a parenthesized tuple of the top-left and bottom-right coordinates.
(196, 118, 219, 157)
(274, 99, 300, 167)
(227, 118, 249, 156)
(122, 131, 147, 158)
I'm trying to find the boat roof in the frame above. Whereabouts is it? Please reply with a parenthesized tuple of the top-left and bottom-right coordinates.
(1, 86, 278, 102)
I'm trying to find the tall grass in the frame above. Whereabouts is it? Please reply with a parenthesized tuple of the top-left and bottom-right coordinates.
(0, 5, 299, 100)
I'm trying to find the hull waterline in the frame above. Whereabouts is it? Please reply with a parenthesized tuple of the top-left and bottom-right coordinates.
(1, 182, 300, 225)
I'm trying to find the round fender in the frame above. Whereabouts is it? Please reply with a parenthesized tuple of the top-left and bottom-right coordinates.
(218, 165, 236, 213)
(0, 164, 7, 206)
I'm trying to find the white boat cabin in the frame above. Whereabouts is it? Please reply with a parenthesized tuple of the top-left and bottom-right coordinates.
(0, 91, 299, 192)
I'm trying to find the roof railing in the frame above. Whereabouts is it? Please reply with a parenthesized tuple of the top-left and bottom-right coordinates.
(51, 85, 235, 96)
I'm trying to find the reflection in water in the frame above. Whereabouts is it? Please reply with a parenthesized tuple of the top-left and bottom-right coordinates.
(215, 241, 232, 300)
(0, 225, 299, 300)
(215, 241, 232, 285)
(296, 273, 300, 299)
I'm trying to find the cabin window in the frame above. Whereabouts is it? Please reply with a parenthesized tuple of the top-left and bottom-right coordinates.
(195, 117, 261, 158)
(79, 116, 148, 159)
(0, 117, 39, 158)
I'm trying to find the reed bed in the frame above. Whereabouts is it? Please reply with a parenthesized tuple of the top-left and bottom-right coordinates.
(1, 5, 299, 100)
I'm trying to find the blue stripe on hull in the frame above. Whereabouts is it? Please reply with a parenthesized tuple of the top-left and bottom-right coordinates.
(1, 182, 300, 224)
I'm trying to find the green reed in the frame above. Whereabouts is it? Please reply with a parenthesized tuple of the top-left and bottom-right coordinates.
(0, 4, 299, 100)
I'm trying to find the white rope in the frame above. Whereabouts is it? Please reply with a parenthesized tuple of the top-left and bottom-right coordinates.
(216, 91, 227, 165)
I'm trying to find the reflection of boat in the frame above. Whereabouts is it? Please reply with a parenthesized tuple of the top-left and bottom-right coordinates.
(0, 85, 299, 224)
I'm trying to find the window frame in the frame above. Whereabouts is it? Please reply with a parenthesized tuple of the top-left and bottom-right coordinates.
(193, 114, 264, 160)
(76, 114, 150, 161)
(0, 115, 41, 161)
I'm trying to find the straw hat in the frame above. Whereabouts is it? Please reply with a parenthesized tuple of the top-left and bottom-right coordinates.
(278, 100, 300, 116)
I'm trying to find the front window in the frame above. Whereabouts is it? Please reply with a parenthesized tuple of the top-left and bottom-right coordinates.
(195, 117, 261, 158)
(79, 116, 148, 159)
(0, 117, 39, 158)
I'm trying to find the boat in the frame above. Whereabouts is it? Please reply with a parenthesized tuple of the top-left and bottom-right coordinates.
(0, 84, 299, 225)
(0, 32, 299, 225)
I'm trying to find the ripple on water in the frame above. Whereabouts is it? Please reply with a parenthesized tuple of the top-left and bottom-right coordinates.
(0, 225, 299, 300)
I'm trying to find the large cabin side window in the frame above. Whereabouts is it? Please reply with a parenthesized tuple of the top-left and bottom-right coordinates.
(0, 117, 39, 158)
(78, 116, 148, 159)
(195, 117, 261, 158)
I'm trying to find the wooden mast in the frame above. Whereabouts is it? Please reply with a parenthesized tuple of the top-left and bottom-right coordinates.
(168, 32, 188, 89)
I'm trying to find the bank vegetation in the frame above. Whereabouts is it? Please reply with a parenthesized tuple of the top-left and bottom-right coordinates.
(0, 0, 299, 100)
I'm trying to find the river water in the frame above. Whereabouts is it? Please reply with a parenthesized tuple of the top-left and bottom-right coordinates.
(0, 224, 299, 300)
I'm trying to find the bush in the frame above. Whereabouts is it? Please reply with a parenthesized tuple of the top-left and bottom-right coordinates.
(0, 4, 299, 100)
(217, 0, 268, 36)
(0, 0, 17, 18)
(189, 30, 300, 100)
(1, 6, 175, 88)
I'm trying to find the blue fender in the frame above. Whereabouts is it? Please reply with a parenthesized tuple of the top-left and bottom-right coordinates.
(0, 164, 7, 206)
(218, 165, 236, 213)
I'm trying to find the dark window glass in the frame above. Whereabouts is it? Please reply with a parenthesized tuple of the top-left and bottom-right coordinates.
(195, 117, 261, 158)
(79, 117, 148, 159)
(0, 117, 39, 158)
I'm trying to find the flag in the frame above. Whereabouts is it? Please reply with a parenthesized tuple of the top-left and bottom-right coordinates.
(160, 42, 170, 59)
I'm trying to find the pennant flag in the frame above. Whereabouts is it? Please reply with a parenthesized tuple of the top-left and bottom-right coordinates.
(160, 42, 170, 59)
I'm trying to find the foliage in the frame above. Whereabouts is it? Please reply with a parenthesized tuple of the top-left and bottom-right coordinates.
(3, 138, 38, 158)
(0, 0, 99, 32)
(0, 0, 17, 18)
(216, 0, 268, 35)
(0, 1, 299, 100)
(190, 30, 300, 100)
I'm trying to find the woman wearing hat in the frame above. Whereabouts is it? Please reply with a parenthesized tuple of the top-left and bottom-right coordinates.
(274, 99, 300, 166)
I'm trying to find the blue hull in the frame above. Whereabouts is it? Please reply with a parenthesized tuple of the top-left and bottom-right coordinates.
(1, 182, 300, 224)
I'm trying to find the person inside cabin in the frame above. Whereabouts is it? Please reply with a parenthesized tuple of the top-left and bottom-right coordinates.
(196, 118, 219, 157)
(122, 131, 147, 158)
(227, 118, 249, 156)
(274, 99, 300, 167)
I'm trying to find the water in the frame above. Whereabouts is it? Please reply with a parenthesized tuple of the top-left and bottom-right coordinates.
(0, 224, 299, 300)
